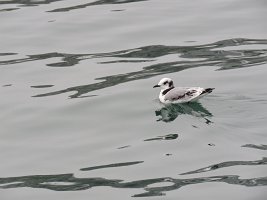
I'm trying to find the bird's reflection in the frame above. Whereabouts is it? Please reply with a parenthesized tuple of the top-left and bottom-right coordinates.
(155, 102, 213, 123)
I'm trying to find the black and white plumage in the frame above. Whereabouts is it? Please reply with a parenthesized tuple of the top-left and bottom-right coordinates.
(153, 78, 214, 104)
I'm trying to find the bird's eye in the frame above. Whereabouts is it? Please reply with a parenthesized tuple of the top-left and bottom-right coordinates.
(163, 81, 168, 85)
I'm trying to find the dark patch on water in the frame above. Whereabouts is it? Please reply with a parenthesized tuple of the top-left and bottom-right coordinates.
(117, 145, 131, 149)
(111, 9, 125, 12)
(98, 59, 154, 64)
(0, 0, 64, 7)
(72, 94, 98, 99)
(0, 53, 17, 56)
(80, 161, 143, 171)
(2, 84, 12, 87)
(165, 153, 172, 156)
(204, 118, 213, 125)
(0, 8, 19, 12)
(0, 52, 83, 67)
(180, 157, 267, 175)
(144, 134, 178, 142)
(242, 144, 267, 150)
(31, 85, 54, 88)
(0, 38, 266, 98)
(47, 0, 149, 12)
(0, 158, 266, 197)
(208, 143, 215, 146)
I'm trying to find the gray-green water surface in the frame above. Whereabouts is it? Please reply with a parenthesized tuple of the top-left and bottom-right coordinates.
(0, 0, 267, 199)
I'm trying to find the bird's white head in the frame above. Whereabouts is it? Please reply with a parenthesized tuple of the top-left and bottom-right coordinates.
(153, 78, 174, 90)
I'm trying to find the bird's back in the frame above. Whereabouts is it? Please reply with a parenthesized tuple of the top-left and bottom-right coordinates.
(162, 87, 209, 103)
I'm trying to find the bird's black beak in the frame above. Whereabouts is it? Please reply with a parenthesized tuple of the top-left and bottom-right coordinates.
(153, 84, 160, 88)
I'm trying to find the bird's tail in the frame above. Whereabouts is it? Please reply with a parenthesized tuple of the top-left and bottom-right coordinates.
(201, 88, 215, 95)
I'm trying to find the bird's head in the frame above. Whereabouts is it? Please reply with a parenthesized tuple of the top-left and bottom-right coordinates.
(153, 78, 174, 90)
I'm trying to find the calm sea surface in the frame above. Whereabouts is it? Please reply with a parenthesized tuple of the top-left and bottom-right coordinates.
(1, 0, 267, 199)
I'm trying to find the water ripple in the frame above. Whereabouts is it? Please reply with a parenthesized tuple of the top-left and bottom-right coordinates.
(31, 85, 54, 88)
(144, 133, 178, 142)
(0, 175, 265, 197)
(0, 52, 84, 67)
(0, 158, 266, 197)
(80, 161, 143, 171)
(180, 157, 267, 175)
(0, 0, 63, 6)
(242, 144, 267, 151)
(48, 0, 149, 13)
(1, 38, 267, 98)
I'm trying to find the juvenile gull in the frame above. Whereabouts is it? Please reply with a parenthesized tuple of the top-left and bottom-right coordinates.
(153, 78, 214, 104)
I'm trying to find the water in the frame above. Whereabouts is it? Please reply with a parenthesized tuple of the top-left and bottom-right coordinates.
(0, 0, 267, 199)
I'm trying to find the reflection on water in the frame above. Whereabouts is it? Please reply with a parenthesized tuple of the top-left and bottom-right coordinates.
(0, 52, 83, 67)
(144, 133, 178, 141)
(48, 0, 149, 13)
(1, 38, 266, 68)
(0, 0, 149, 12)
(116, 134, 178, 151)
(22, 38, 267, 98)
(0, 8, 19, 12)
(1, 38, 267, 98)
(2, 84, 12, 87)
(117, 145, 131, 149)
(0, 53, 17, 56)
(0, 0, 63, 7)
(1, 0, 266, 198)
(180, 157, 267, 175)
(80, 161, 143, 171)
(155, 102, 212, 123)
(0, 158, 266, 197)
(242, 144, 267, 151)
(31, 85, 54, 88)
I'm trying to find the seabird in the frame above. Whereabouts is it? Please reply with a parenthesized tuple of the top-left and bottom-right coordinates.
(153, 78, 214, 104)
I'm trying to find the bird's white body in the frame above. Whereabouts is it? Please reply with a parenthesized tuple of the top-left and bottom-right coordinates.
(159, 87, 205, 104)
(154, 78, 214, 104)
